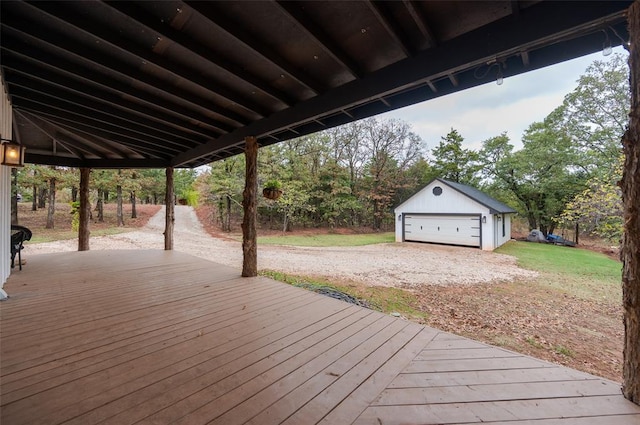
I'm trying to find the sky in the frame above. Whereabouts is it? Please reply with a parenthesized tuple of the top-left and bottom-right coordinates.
(379, 46, 625, 153)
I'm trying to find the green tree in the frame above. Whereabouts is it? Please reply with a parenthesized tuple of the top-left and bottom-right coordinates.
(481, 113, 585, 235)
(326, 121, 366, 194)
(207, 157, 244, 231)
(137, 169, 165, 204)
(175, 169, 198, 204)
(561, 52, 629, 175)
(430, 128, 481, 184)
(37, 166, 62, 229)
(311, 159, 359, 227)
(558, 156, 624, 241)
(393, 156, 438, 207)
(92, 169, 117, 222)
(272, 179, 314, 232)
(361, 117, 423, 229)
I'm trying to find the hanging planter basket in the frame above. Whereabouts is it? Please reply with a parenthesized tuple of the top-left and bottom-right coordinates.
(263, 188, 283, 200)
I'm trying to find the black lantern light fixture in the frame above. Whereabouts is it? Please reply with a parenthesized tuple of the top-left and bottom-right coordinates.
(1, 138, 26, 167)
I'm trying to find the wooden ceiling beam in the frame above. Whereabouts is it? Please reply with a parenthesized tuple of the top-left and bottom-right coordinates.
(8, 87, 197, 151)
(7, 74, 204, 148)
(402, 1, 438, 48)
(1, 13, 250, 127)
(24, 153, 170, 169)
(274, 1, 362, 79)
(185, 0, 324, 95)
(15, 103, 179, 158)
(17, 111, 105, 159)
(27, 1, 271, 119)
(0, 46, 233, 136)
(365, 1, 414, 57)
(104, 1, 295, 108)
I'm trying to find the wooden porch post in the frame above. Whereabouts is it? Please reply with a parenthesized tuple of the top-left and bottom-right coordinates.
(622, 1, 640, 405)
(242, 136, 258, 277)
(164, 167, 174, 251)
(78, 167, 90, 251)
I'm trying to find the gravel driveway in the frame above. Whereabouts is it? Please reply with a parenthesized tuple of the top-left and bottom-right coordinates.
(25, 206, 536, 288)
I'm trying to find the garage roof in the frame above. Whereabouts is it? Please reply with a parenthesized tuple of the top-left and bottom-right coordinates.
(0, 1, 632, 168)
(436, 178, 518, 214)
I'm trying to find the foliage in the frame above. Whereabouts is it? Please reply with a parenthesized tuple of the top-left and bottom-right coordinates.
(273, 179, 314, 232)
(263, 179, 282, 190)
(479, 118, 583, 235)
(174, 169, 198, 200)
(182, 190, 200, 207)
(430, 128, 481, 185)
(560, 53, 629, 174)
(204, 156, 245, 231)
(558, 159, 624, 241)
(69, 201, 80, 231)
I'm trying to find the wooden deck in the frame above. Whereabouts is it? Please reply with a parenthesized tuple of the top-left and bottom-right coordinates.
(1, 250, 639, 425)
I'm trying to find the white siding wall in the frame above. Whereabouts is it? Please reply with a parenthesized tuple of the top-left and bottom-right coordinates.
(497, 214, 513, 247)
(395, 180, 492, 249)
(1, 79, 12, 288)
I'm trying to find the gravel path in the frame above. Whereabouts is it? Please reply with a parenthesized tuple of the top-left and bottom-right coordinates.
(25, 206, 537, 288)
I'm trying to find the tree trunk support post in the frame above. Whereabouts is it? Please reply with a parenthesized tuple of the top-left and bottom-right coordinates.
(242, 136, 258, 277)
(165, 167, 175, 251)
(622, 1, 640, 405)
(78, 167, 91, 251)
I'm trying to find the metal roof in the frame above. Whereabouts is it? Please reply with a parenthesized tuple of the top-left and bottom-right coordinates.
(0, 1, 632, 168)
(436, 178, 518, 214)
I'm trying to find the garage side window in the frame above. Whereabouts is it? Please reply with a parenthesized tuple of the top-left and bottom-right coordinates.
(502, 214, 505, 237)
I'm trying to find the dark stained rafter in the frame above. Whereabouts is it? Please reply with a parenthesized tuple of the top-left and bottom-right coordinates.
(402, 0, 438, 48)
(12, 95, 187, 155)
(18, 112, 106, 159)
(274, 1, 363, 79)
(365, 0, 415, 57)
(20, 114, 89, 159)
(26, 1, 269, 120)
(511, 0, 521, 17)
(6, 76, 203, 149)
(1, 15, 249, 127)
(184, 0, 325, 95)
(25, 110, 177, 158)
(1, 46, 233, 136)
(3, 2, 255, 124)
(0, 0, 632, 169)
(104, 1, 295, 108)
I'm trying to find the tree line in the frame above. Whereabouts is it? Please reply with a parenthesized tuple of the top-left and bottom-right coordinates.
(11, 53, 627, 241)
(12, 167, 197, 228)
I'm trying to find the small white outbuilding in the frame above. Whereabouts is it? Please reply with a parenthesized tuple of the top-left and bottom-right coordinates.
(394, 178, 517, 251)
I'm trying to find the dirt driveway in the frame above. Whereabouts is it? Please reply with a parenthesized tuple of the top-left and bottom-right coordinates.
(25, 206, 536, 287)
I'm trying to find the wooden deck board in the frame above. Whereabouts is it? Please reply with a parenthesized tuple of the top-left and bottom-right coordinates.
(1, 250, 639, 425)
(354, 396, 640, 424)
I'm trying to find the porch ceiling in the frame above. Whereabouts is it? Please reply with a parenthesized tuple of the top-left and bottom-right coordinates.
(0, 1, 632, 168)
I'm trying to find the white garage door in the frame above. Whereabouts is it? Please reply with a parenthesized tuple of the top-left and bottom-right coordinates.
(404, 214, 481, 247)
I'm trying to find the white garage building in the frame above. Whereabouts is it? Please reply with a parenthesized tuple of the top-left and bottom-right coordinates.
(395, 178, 517, 251)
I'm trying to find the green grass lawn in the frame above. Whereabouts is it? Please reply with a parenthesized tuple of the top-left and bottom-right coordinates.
(496, 241, 622, 302)
(257, 232, 395, 247)
(261, 270, 428, 322)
